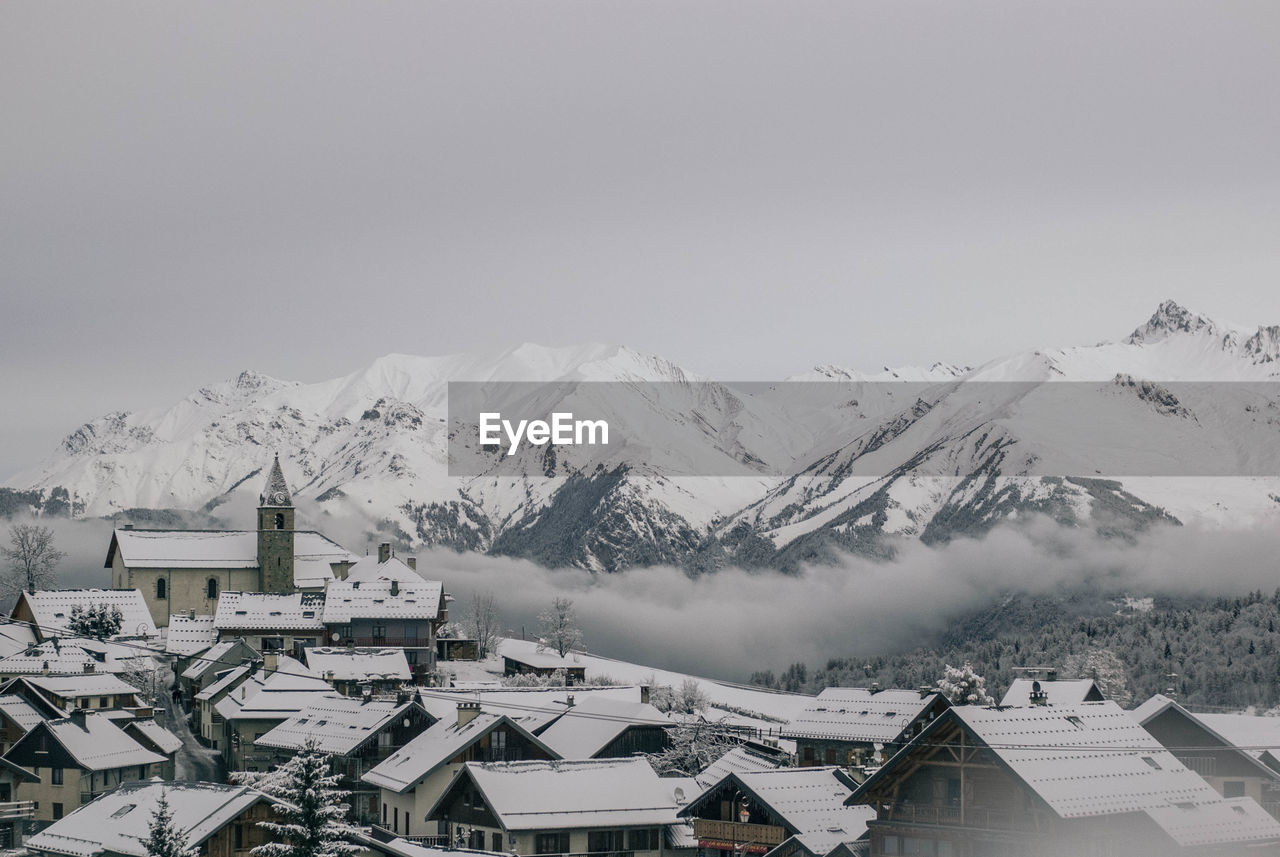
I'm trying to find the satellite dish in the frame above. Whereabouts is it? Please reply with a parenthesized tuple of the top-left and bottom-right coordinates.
(331, 632, 341, 642)
(674, 787, 685, 804)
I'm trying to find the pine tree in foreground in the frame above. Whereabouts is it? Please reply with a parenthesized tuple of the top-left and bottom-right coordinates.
(146, 790, 197, 857)
(251, 737, 361, 857)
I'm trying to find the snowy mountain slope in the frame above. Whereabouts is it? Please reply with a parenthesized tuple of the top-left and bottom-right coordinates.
(7, 301, 1280, 571)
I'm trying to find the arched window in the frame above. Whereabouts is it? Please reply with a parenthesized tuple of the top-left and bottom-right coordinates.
(274, 513, 285, 530)
(156, 578, 167, 600)
(207, 578, 218, 600)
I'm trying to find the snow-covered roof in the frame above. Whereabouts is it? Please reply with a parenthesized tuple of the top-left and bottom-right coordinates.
(368, 838, 491, 857)
(999, 678, 1104, 707)
(413, 686, 640, 732)
(1128, 694, 1280, 780)
(17, 589, 158, 639)
(344, 555, 425, 584)
(259, 455, 293, 507)
(503, 649, 589, 671)
(1144, 795, 1280, 848)
(255, 696, 423, 755)
(321, 578, 444, 623)
(182, 639, 256, 681)
(695, 745, 791, 790)
(195, 664, 254, 702)
(164, 614, 217, 656)
(107, 528, 358, 587)
(123, 718, 184, 756)
(537, 696, 670, 759)
(24, 780, 268, 857)
(303, 647, 411, 681)
(684, 767, 866, 846)
(32, 712, 166, 771)
(0, 693, 47, 732)
(223, 658, 337, 721)
(0, 621, 37, 658)
(24, 673, 140, 698)
(1198, 712, 1280, 763)
(212, 670, 267, 720)
(214, 591, 326, 631)
(0, 638, 149, 677)
(781, 687, 942, 743)
(363, 711, 558, 793)
(442, 758, 682, 831)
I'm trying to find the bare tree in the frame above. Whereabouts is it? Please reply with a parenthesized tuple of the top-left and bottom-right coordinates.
(465, 591, 501, 659)
(537, 596, 583, 657)
(3, 523, 65, 595)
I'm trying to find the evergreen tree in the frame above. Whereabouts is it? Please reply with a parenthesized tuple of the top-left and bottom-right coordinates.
(937, 662, 995, 706)
(66, 601, 124, 639)
(252, 737, 360, 857)
(146, 790, 197, 857)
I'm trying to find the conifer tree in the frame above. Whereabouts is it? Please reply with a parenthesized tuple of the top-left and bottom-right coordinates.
(146, 790, 197, 857)
(252, 737, 361, 857)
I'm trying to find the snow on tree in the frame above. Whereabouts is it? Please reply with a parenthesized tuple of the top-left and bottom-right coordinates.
(249, 736, 361, 857)
(500, 668, 568, 688)
(646, 677, 710, 715)
(1061, 648, 1132, 707)
(2, 523, 65, 595)
(146, 789, 197, 857)
(66, 601, 124, 639)
(938, 662, 995, 706)
(537, 596, 583, 657)
(644, 723, 740, 777)
(464, 591, 501, 659)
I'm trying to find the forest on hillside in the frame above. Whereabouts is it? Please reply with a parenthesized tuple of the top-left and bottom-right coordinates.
(751, 589, 1280, 712)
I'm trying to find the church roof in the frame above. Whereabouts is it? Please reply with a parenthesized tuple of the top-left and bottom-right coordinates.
(259, 455, 293, 507)
(106, 530, 358, 578)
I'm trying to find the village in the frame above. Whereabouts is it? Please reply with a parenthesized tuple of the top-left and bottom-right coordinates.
(0, 462, 1278, 857)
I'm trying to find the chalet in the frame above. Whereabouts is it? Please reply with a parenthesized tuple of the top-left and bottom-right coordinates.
(121, 718, 184, 779)
(426, 758, 681, 855)
(214, 657, 337, 771)
(1197, 711, 1280, 806)
(502, 651, 587, 685)
(0, 756, 37, 848)
(0, 621, 37, 658)
(679, 768, 872, 857)
(193, 663, 259, 749)
(4, 710, 166, 822)
(847, 702, 1280, 856)
(213, 591, 327, 654)
(255, 694, 435, 825)
(694, 745, 792, 791)
(1132, 694, 1280, 816)
(12, 674, 143, 715)
(998, 677, 1104, 707)
(782, 688, 948, 769)
(363, 703, 560, 840)
(104, 457, 359, 626)
(322, 575, 447, 681)
(346, 547, 426, 584)
(23, 780, 284, 857)
(179, 638, 259, 702)
(303, 647, 412, 696)
(536, 695, 672, 759)
(9, 589, 158, 641)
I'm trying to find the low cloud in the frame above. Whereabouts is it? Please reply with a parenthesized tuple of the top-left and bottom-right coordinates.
(12, 514, 1280, 681)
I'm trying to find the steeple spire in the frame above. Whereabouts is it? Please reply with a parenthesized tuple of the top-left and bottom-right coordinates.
(259, 454, 293, 507)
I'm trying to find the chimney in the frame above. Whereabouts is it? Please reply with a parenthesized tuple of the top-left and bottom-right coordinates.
(378, 543, 392, 563)
(406, 557, 417, 571)
(84, 661, 95, 673)
(123, 524, 134, 530)
(870, 682, 881, 694)
(188, 609, 196, 620)
(262, 651, 279, 673)
(457, 701, 481, 727)
(1046, 669, 1058, 682)
(919, 686, 933, 699)
(70, 708, 88, 728)
(565, 694, 575, 708)
(396, 689, 410, 705)
(1030, 680, 1048, 706)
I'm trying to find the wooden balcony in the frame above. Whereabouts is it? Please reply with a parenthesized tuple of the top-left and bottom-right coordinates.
(0, 801, 34, 821)
(349, 637, 429, 648)
(693, 819, 788, 850)
(885, 802, 1046, 833)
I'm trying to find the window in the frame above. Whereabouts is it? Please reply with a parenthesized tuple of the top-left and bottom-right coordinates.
(156, 578, 167, 600)
(371, 625, 387, 640)
(52, 803, 63, 820)
(588, 831, 625, 853)
(274, 513, 285, 530)
(406, 651, 418, 664)
(138, 765, 146, 779)
(51, 767, 63, 785)
(536, 832, 570, 854)
(803, 746, 815, 763)
(100, 697, 110, 708)
(383, 803, 387, 826)
(207, 578, 218, 599)
(394, 807, 399, 833)
(262, 637, 284, 652)
(1224, 781, 1247, 798)
(628, 829, 659, 851)
(492, 833, 502, 852)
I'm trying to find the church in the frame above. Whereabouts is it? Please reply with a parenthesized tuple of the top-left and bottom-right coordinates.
(104, 456, 360, 627)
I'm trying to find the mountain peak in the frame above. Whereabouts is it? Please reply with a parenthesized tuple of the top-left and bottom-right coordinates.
(1125, 300, 1220, 345)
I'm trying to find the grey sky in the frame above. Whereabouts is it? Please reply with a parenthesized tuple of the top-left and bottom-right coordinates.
(3, 1, 1279, 479)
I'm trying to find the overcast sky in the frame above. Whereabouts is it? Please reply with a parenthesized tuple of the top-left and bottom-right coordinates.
(3, 1, 1279, 479)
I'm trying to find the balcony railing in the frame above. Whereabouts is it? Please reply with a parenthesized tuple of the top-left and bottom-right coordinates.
(349, 637, 429, 648)
(692, 819, 788, 848)
(1176, 755, 1218, 777)
(885, 803, 1046, 832)
(369, 826, 448, 846)
(0, 801, 34, 821)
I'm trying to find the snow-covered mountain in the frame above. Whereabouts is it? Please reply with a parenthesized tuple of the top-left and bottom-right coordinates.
(7, 301, 1280, 572)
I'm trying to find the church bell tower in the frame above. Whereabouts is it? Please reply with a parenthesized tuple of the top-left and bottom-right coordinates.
(257, 454, 295, 593)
